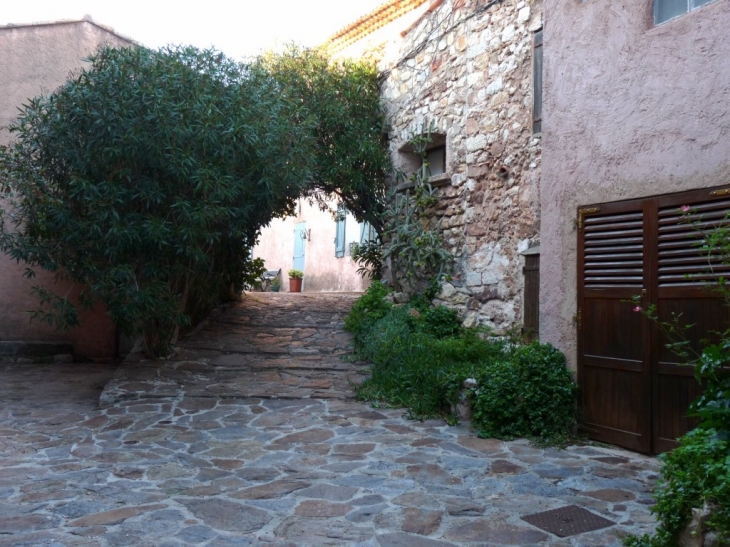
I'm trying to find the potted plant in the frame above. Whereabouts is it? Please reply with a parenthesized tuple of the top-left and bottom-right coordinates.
(270, 277, 281, 292)
(288, 269, 304, 292)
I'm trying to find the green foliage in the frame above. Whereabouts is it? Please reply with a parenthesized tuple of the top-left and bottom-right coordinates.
(242, 258, 267, 292)
(346, 288, 576, 442)
(0, 43, 389, 358)
(691, 340, 730, 434)
(344, 280, 393, 347)
(416, 305, 463, 339)
(255, 46, 390, 230)
(288, 269, 304, 279)
(624, 429, 730, 547)
(380, 132, 453, 293)
(351, 240, 383, 281)
(470, 343, 577, 444)
(1, 45, 313, 356)
(356, 306, 505, 418)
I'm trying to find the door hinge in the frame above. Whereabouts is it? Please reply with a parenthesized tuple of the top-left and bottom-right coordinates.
(577, 207, 600, 232)
(710, 188, 730, 198)
(576, 307, 582, 330)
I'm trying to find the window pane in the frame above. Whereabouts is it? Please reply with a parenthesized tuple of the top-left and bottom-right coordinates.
(426, 147, 445, 176)
(655, 0, 688, 23)
(692, 0, 714, 8)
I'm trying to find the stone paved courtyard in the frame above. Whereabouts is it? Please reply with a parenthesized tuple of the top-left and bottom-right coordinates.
(0, 293, 660, 546)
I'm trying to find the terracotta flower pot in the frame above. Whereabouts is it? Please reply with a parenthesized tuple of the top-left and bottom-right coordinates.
(289, 277, 303, 292)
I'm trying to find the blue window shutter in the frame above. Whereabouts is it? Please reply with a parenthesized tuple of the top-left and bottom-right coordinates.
(335, 209, 346, 258)
(359, 222, 368, 245)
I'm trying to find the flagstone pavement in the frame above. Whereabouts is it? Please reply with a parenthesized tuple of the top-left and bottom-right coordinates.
(0, 293, 660, 546)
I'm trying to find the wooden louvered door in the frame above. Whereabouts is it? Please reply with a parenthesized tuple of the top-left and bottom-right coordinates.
(578, 200, 651, 453)
(579, 186, 730, 454)
(653, 189, 730, 452)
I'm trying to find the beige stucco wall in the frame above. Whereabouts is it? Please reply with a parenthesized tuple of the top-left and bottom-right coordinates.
(540, 0, 730, 368)
(0, 20, 135, 358)
(254, 198, 369, 292)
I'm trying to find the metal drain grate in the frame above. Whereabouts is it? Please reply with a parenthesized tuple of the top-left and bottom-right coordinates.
(521, 505, 615, 537)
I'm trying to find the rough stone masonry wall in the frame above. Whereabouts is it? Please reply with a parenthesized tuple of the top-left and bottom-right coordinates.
(379, 0, 543, 331)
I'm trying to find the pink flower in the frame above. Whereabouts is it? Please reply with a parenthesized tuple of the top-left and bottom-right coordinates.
(633, 306, 642, 312)
(680, 205, 691, 213)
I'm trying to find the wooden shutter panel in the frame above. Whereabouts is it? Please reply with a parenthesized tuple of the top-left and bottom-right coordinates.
(583, 210, 644, 288)
(658, 196, 730, 286)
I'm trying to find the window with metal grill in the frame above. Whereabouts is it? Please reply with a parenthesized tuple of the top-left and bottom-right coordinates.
(655, 0, 717, 24)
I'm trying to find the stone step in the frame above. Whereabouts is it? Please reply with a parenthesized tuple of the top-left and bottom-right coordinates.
(0, 341, 74, 363)
(99, 292, 363, 406)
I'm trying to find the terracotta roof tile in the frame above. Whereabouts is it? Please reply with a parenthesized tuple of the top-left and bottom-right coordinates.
(323, 0, 430, 53)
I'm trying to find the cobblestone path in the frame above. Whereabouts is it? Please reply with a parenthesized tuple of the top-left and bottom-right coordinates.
(0, 293, 660, 546)
(101, 293, 366, 405)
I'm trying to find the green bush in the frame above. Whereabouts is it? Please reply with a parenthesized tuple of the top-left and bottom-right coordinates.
(357, 319, 504, 418)
(0, 45, 389, 358)
(344, 281, 393, 347)
(419, 305, 463, 339)
(625, 429, 729, 547)
(346, 289, 577, 442)
(470, 343, 577, 444)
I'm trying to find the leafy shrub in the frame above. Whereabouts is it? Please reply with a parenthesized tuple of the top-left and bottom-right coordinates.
(351, 241, 383, 281)
(357, 317, 505, 418)
(420, 305, 463, 339)
(625, 429, 729, 547)
(691, 340, 730, 434)
(0, 45, 389, 358)
(344, 280, 393, 347)
(347, 289, 577, 442)
(470, 343, 577, 444)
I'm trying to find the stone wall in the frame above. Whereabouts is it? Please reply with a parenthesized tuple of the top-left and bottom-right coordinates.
(376, 0, 543, 331)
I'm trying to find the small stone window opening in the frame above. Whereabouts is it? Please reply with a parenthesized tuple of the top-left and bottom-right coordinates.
(654, 0, 716, 24)
(426, 145, 446, 177)
(532, 28, 543, 134)
(397, 132, 449, 190)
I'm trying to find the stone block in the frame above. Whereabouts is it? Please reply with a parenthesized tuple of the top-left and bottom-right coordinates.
(465, 272, 482, 287)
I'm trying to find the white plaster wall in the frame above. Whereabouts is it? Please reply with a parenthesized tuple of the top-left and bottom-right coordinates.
(254, 198, 369, 292)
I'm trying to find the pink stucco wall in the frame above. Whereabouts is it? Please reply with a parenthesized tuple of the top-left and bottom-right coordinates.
(254, 199, 369, 292)
(540, 0, 730, 368)
(0, 20, 135, 358)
